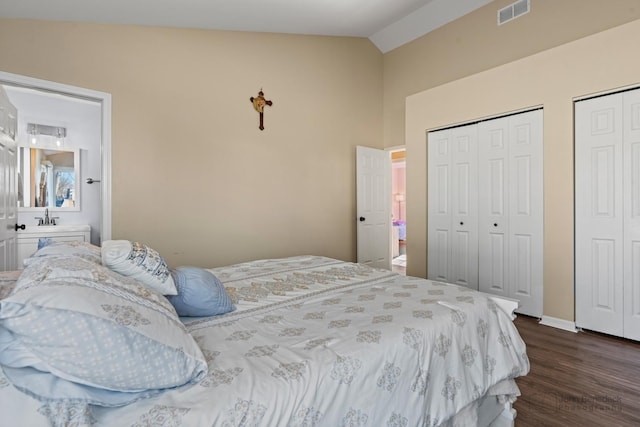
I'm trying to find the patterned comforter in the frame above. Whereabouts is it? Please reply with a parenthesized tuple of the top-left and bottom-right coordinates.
(0, 256, 529, 426)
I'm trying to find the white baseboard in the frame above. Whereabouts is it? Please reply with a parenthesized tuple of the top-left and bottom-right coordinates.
(539, 315, 577, 333)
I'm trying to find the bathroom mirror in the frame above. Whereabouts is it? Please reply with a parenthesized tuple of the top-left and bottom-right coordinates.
(17, 146, 80, 210)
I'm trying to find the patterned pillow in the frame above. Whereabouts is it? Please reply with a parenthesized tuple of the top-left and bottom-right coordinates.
(101, 240, 177, 295)
(167, 266, 235, 317)
(0, 255, 207, 406)
(23, 240, 103, 267)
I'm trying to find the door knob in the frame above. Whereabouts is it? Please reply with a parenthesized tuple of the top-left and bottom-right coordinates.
(493, 223, 498, 227)
(86, 177, 101, 184)
(359, 217, 366, 222)
(460, 221, 464, 225)
(15, 224, 25, 231)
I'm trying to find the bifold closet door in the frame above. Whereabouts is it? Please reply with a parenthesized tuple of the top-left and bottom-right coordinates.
(576, 88, 640, 340)
(575, 94, 624, 336)
(427, 125, 479, 289)
(478, 110, 543, 317)
(428, 109, 542, 312)
(622, 90, 640, 341)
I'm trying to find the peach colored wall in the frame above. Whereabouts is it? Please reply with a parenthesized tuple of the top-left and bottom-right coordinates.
(392, 162, 406, 221)
(0, 20, 383, 267)
(406, 19, 640, 322)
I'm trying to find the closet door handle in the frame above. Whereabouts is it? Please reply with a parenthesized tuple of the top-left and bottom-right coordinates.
(15, 224, 25, 231)
(459, 221, 464, 225)
(359, 217, 366, 222)
(493, 223, 498, 227)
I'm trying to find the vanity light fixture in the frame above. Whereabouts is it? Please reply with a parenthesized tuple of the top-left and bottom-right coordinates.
(27, 123, 67, 147)
(28, 124, 37, 144)
(55, 128, 64, 147)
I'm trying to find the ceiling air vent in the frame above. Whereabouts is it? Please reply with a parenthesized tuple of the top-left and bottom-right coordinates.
(498, 0, 530, 25)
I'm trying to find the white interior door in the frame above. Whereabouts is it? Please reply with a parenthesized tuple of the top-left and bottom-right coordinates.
(575, 94, 624, 336)
(356, 146, 391, 269)
(0, 131, 18, 271)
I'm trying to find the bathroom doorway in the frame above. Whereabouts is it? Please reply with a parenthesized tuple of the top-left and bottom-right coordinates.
(0, 71, 112, 245)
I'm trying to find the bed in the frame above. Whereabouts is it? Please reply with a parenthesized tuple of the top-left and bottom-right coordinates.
(0, 241, 529, 426)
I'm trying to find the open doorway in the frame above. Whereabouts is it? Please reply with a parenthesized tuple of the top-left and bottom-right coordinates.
(390, 148, 406, 274)
(0, 71, 112, 245)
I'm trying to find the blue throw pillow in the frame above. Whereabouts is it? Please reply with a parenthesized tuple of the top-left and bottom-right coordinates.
(167, 267, 235, 317)
(37, 237, 53, 249)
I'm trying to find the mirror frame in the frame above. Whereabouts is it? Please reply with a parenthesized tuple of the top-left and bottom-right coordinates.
(17, 146, 81, 212)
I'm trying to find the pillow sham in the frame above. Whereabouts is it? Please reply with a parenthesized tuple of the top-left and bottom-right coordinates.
(0, 255, 207, 406)
(101, 240, 177, 295)
(23, 240, 103, 267)
(167, 266, 235, 317)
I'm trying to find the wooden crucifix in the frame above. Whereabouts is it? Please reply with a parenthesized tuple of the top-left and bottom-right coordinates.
(250, 89, 272, 130)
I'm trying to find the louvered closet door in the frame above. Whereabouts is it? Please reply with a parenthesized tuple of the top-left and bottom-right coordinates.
(575, 94, 624, 337)
(478, 110, 543, 317)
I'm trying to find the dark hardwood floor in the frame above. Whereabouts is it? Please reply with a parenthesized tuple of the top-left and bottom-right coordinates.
(513, 315, 640, 426)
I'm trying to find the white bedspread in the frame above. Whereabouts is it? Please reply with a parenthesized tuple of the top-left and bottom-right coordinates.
(0, 256, 529, 426)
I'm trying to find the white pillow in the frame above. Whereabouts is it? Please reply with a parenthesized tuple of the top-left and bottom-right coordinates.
(101, 240, 177, 295)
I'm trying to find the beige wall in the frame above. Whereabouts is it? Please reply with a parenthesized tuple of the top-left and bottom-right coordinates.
(0, 20, 383, 267)
(406, 19, 640, 321)
(3, 4, 640, 322)
(384, 0, 640, 148)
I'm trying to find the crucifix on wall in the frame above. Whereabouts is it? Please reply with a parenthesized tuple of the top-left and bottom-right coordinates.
(250, 89, 272, 130)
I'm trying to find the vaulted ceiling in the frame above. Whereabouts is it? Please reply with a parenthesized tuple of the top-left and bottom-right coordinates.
(0, 0, 493, 52)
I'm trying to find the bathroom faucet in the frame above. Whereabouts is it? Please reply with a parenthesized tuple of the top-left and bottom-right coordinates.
(35, 208, 58, 226)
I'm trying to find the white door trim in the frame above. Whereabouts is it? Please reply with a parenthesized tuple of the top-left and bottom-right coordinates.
(0, 71, 112, 242)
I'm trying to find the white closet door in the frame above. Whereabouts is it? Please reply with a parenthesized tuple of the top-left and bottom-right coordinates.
(623, 90, 640, 341)
(478, 117, 510, 298)
(507, 110, 543, 317)
(478, 110, 543, 317)
(428, 129, 452, 282)
(429, 110, 542, 312)
(575, 95, 624, 336)
(449, 125, 479, 289)
(428, 125, 479, 289)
